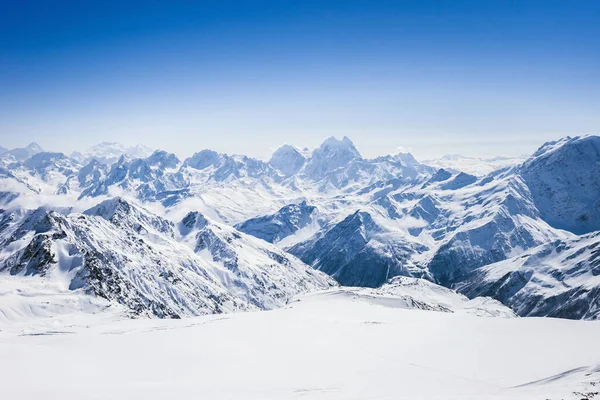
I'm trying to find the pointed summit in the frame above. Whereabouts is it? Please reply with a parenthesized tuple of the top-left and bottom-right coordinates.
(303, 136, 361, 181)
(84, 197, 174, 235)
(25, 142, 44, 153)
(3, 142, 44, 161)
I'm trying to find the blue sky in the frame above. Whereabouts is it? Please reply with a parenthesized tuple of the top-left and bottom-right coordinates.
(1, 0, 599, 159)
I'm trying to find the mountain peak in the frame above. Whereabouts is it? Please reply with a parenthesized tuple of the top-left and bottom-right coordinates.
(26, 142, 44, 152)
(84, 197, 174, 235)
(146, 150, 180, 168)
(84, 197, 132, 219)
(183, 149, 222, 170)
(319, 136, 359, 154)
(269, 145, 307, 177)
(526, 135, 598, 163)
(303, 137, 362, 181)
(520, 134, 600, 234)
(179, 211, 209, 235)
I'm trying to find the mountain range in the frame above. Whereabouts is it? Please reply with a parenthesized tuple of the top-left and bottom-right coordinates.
(0, 134, 599, 320)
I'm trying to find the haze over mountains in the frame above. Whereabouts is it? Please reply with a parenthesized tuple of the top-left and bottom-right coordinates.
(0, 134, 599, 320)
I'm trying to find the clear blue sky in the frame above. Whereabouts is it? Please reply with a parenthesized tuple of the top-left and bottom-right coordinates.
(1, 0, 599, 159)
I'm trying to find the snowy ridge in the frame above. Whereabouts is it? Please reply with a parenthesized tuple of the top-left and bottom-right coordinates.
(1, 134, 599, 320)
(519, 135, 600, 234)
(0, 198, 334, 318)
(308, 276, 516, 317)
(457, 231, 600, 319)
(235, 200, 318, 243)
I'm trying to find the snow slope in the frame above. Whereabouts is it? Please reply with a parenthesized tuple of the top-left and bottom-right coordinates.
(1, 285, 599, 400)
(519, 135, 600, 234)
(1, 135, 600, 320)
(457, 231, 600, 319)
(0, 198, 334, 317)
(235, 200, 318, 243)
(289, 209, 429, 287)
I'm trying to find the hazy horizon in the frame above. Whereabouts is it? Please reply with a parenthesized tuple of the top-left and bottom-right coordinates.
(1, 134, 548, 162)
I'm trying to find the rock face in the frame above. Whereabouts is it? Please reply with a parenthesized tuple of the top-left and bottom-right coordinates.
(289, 210, 428, 288)
(235, 201, 317, 243)
(456, 231, 600, 320)
(0, 198, 334, 318)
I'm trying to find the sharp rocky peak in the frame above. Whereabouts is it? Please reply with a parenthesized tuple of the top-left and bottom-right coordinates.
(179, 211, 209, 234)
(83, 197, 174, 235)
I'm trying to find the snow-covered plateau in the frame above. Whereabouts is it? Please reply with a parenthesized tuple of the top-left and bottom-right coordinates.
(1, 276, 599, 400)
(1, 135, 600, 398)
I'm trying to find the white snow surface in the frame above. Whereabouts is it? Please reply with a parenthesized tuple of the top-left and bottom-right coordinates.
(1, 280, 599, 400)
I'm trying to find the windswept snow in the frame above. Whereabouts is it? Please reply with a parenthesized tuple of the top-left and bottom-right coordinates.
(1, 284, 599, 400)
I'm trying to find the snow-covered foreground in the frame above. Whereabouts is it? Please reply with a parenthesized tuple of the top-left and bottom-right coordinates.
(1, 281, 599, 400)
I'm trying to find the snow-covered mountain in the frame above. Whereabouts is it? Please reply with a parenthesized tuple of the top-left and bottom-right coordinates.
(235, 200, 318, 244)
(456, 231, 600, 319)
(302, 136, 361, 181)
(268, 144, 308, 177)
(1, 135, 599, 320)
(518, 135, 600, 234)
(0, 197, 334, 318)
(288, 210, 429, 287)
(0, 151, 82, 195)
(0, 142, 44, 163)
(360, 276, 516, 317)
(178, 210, 334, 309)
(80, 150, 183, 199)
